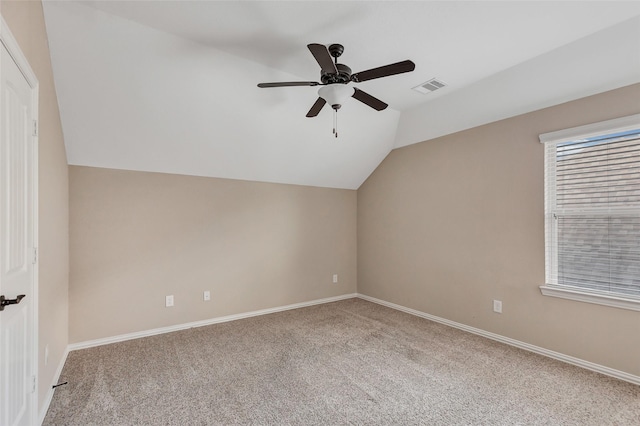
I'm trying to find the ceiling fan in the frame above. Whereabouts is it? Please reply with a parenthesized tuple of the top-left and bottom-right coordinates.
(257, 43, 415, 137)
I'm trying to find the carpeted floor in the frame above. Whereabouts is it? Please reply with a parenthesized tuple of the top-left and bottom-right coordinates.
(43, 298, 639, 425)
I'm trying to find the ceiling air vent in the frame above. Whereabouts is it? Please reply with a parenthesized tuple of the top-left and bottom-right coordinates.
(412, 78, 446, 94)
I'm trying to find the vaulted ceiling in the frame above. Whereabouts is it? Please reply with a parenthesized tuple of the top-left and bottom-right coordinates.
(43, 1, 640, 189)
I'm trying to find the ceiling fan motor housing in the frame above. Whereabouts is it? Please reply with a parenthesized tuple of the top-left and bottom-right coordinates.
(321, 63, 352, 84)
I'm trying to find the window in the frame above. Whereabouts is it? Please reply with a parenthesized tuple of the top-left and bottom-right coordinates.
(540, 114, 640, 311)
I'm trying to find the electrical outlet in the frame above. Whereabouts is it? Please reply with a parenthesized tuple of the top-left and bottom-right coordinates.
(166, 295, 174, 307)
(333, 274, 338, 284)
(45, 344, 49, 366)
(204, 291, 211, 301)
(493, 300, 502, 313)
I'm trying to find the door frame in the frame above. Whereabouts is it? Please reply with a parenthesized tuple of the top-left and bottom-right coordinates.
(0, 14, 39, 424)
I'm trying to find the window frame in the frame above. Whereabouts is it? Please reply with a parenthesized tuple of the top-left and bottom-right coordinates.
(539, 114, 640, 311)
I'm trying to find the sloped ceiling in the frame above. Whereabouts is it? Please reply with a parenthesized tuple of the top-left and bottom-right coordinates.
(43, 1, 640, 189)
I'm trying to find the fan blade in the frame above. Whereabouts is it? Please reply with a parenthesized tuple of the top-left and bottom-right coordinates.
(352, 88, 388, 111)
(307, 44, 338, 75)
(351, 60, 415, 83)
(258, 81, 320, 88)
(306, 97, 326, 117)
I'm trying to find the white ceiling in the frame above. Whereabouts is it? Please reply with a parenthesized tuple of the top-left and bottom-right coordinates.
(42, 1, 640, 189)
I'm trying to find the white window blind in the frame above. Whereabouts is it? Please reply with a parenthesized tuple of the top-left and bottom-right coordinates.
(541, 114, 640, 308)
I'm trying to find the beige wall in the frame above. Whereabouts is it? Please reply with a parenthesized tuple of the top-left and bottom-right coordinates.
(358, 83, 640, 376)
(1, 0, 70, 410)
(69, 167, 357, 343)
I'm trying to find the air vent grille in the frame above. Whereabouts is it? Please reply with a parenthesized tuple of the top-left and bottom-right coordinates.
(412, 78, 446, 94)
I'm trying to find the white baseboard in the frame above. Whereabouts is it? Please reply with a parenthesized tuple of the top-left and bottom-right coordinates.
(38, 345, 70, 425)
(68, 293, 358, 351)
(357, 293, 640, 386)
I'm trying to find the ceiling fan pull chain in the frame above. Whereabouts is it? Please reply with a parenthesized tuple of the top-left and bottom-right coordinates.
(333, 109, 338, 138)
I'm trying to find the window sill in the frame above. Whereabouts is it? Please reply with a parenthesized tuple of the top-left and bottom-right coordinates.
(540, 285, 640, 312)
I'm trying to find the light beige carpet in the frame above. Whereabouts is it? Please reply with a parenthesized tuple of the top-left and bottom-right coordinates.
(43, 298, 639, 425)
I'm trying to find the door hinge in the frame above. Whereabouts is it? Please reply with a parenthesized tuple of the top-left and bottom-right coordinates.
(32, 120, 38, 137)
(31, 376, 36, 393)
(32, 247, 38, 264)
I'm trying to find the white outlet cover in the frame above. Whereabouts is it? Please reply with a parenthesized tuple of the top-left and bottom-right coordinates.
(166, 295, 174, 307)
(333, 274, 338, 283)
(204, 291, 211, 301)
(493, 300, 502, 313)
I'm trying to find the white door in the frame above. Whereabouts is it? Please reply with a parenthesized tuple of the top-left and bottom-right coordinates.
(0, 40, 36, 426)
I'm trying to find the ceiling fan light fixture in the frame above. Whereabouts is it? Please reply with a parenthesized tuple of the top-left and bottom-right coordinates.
(318, 84, 355, 110)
